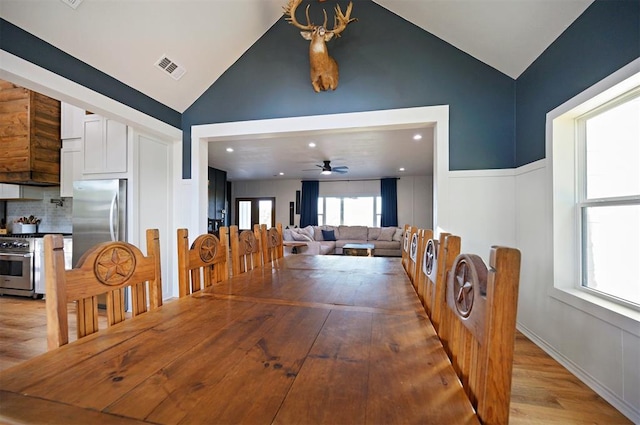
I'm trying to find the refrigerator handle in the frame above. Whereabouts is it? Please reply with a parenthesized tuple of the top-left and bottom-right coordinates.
(109, 193, 118, 241)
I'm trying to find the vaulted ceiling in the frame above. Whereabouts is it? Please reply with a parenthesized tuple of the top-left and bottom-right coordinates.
(1, 0, 593, 180)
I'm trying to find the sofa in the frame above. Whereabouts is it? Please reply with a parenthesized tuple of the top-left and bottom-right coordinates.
(283, 225, 404, 257)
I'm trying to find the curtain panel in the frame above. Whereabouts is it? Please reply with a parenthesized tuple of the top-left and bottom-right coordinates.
(380, 178, 398, 227)
(300, 180, 319, 227)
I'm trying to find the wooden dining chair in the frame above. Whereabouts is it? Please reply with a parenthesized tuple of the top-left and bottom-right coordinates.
(407, 226, 421, 289)
(229, 224, 262, 275)
(414, 228, 434, 302)
(418, 232, 450, 322)
(44, 229, 163, 350)
(177, 227, 229, 298)
(260, 223, 284, 265)
(441, 245, 521, 425)
(429, 233, 458, 335)
(401, 224, 411, 272)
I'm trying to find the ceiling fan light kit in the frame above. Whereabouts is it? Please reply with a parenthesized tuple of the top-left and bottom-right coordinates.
(318, 160, 348, 175)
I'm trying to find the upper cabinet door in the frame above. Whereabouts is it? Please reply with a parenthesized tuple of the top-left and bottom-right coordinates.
(61, 102, 85, 139)
(82, 114, 127, 175)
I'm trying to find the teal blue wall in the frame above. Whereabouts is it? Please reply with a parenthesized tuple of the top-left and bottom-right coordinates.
(182, 0, 516, 178)
(515, 0, 640, 166)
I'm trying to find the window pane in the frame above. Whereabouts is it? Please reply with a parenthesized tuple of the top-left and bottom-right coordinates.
(238, 201, 251, 229)
(258, 200, 272, 226)
(344, 197, 374, 226)
(585, 95, 640, 199)
(582, 204, 640, 305)
(317, 197, 324, 225)
(325, 197, 341, 225)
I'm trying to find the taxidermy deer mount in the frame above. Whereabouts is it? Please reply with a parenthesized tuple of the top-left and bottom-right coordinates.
(283, 0, 357, 92)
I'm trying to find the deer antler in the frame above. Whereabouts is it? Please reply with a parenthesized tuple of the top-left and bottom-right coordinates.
(283, 0, 314, 31)
(284, 0, 357, 35)
(331, 2, 357, 37)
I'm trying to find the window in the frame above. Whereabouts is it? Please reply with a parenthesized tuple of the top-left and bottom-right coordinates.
(317, 196, 382, 226)
(577, 90, 640, 306)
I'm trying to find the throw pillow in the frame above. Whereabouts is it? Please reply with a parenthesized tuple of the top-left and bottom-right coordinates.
(301, 225, 315, 240)
(321, 229, 336, 241)
(291, 230, 313, 241)
(378, 227, 396, 241)
(392, 228, 403, 241)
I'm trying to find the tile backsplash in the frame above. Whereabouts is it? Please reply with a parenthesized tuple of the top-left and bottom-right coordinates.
(6, 187, 73, 233)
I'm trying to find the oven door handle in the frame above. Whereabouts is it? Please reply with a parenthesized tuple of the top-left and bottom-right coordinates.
(0, 253, 33, 258)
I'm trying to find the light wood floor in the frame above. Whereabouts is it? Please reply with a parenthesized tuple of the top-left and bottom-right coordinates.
(0, 296, 632, 424)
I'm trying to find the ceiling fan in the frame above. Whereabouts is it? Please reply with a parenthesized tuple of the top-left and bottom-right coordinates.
(306, 160, 349, 175)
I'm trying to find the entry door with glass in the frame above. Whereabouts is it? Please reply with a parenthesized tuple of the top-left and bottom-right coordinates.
(236, 198, 275, 230)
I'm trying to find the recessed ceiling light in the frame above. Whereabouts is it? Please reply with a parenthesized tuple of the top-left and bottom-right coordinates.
(226, 147, 234, 153)
(279, 172, 284, 176)
(308, 142, 316, 148)
(399, 167, 406, 172)
(413, 134, 422, 141)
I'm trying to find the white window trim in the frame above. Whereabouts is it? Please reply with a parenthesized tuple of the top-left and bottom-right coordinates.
(547, 58, 640, 336)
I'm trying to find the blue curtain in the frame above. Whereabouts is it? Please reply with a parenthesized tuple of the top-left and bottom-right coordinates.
(300, 180, 319, 227)
(380, 178, 398, 227)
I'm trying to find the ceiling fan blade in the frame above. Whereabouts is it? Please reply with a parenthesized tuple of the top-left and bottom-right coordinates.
(333, 166, 349, 171)
(334, 168, 349, 174)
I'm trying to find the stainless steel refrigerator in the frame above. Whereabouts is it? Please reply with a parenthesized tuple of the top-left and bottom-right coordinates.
(72, 179, 127, 266)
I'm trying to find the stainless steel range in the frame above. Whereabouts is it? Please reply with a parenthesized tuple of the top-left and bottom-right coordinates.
(0, 234, 72, 298)
(0, 236, 35, 297)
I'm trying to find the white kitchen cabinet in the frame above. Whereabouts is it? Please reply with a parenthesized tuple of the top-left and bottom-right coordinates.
(82, 114, 127, 175)
(59, 139, 83, 197)
(60, 102, 85, 139)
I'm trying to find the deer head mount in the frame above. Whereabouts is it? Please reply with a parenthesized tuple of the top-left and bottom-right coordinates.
(283, 0, 357, 92)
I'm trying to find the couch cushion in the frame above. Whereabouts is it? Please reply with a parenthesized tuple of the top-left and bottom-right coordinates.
(367, 227, 381, 240)
(378, 227, 396, 241)
(301, 225, 315, 240)
(371, 240, 401, 250)
(319, 242, 336, 255)
(393, 228, 404, 241)
(337, 225, 368, 240)
(322, 229, 337, 241)
(313, 226, 324, 241)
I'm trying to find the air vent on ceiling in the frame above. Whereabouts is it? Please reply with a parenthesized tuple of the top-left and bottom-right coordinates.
(60, 0, 83, 9)
(154, 55, 187, 81)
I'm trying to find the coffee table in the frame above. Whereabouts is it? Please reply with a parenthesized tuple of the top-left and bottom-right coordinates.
(342, 243, 375, 257)
(283, 241, 307, 254)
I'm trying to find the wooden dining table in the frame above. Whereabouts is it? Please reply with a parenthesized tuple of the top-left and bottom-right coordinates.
(0, 254, 479, 424)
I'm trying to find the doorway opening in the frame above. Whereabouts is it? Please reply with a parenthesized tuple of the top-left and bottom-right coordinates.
(236, 197, 275, 230)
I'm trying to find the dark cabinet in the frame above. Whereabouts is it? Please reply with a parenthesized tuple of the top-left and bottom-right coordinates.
(208, 167, 227, 233)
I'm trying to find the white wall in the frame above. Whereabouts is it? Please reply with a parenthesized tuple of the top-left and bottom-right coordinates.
(397, 175, 432, 230)
(231, 176, 432, 229)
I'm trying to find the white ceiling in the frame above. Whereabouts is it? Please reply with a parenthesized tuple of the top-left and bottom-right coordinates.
(207, 125, 434, 181)
(0, 0, 593, 181)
